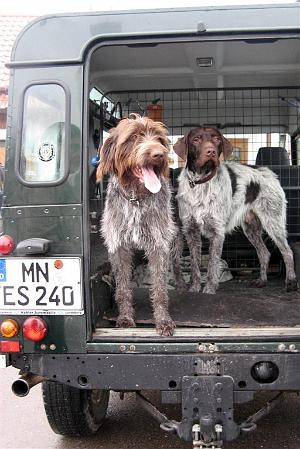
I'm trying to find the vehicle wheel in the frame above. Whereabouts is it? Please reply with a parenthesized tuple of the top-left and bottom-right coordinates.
(42, 381, 110, 436)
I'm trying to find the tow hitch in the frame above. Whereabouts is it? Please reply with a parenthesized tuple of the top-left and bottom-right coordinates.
(136, 377, 284, 448)
(192, 421, 223, 448)
(138, 375, 239, 447)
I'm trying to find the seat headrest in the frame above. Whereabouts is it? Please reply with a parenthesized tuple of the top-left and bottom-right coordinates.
(255, 147, 290, 166)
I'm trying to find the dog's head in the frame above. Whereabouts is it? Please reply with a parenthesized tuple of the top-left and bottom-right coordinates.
(173, 127, 233, 178)
(96, 114, 169, 193)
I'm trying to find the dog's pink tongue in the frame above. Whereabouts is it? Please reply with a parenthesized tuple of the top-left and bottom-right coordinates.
(141, 167, 161, 193)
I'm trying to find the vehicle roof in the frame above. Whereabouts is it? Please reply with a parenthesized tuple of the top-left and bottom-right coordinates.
(10, 3, 300, 65)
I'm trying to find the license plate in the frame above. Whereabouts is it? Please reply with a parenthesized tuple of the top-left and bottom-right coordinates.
(0, 257, 83, 315)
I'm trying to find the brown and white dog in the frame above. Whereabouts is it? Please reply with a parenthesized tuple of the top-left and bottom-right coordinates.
(174, 127, 298, 294)
(96, 114, 176, 336)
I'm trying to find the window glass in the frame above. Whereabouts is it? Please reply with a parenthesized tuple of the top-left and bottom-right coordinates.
(20, 84, 66, 183)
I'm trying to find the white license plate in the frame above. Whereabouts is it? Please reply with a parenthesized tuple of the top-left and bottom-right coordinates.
(0, 257, 83, 315)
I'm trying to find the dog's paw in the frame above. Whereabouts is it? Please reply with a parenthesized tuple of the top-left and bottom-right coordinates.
(176, 280, 187, 292)
(286, 278, 298, 292)
(155, 318, 176, 337)
(251, 279, 267, 288)
(203, 285, 217, 294)
(116, 316, 136, 328)
(189, 283, 201, 293)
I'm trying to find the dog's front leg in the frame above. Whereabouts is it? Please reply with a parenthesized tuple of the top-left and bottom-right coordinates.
(170, 228, 186, 291)
(203, 233, 225, 294)
(110, 247, 136, 328)
(185, 221, 202, 292)
(147, 250, 176, 336)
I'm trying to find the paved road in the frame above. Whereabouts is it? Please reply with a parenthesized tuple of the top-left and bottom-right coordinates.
(1, 366, 300, 449)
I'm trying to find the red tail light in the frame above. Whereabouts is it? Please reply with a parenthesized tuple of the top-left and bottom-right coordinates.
(0, 235, 15, 255)
(23, 317, 48, 342)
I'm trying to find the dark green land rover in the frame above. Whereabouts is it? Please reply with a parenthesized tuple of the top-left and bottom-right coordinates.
(0, 4, 300, 447)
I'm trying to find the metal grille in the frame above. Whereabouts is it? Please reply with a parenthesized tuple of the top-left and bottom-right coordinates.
(98, 87, 300, 271)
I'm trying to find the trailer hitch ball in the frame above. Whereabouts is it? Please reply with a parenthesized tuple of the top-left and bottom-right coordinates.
(251, 361, 279, 384)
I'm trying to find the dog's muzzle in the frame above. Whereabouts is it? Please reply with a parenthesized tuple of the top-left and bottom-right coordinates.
(202, 159, 217, 175)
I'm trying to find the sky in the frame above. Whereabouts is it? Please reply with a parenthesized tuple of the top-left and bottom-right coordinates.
(0, 0, 298, 15)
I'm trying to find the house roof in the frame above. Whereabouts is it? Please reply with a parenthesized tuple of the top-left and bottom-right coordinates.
(0, 16, 35, 107)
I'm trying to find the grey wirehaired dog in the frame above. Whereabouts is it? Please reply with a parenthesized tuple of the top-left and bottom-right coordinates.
(173, 127, 298, 294)
(96, 114, 176, 336)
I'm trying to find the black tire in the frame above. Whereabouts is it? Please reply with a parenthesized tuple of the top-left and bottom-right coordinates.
(42, 381, 110, 436)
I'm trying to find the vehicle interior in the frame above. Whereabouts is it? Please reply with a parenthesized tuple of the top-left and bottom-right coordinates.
(87, 37, 300, 336)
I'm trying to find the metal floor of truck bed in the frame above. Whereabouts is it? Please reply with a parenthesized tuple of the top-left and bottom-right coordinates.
(101, 279, 299, 329)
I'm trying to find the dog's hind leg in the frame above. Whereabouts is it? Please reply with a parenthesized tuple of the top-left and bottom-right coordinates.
(185, 219, 202, 292)
(110, 247, 136, 328)
(147, 249, 176, 336)
(242, 215, 270, 288)
(256, 213, 298, 292)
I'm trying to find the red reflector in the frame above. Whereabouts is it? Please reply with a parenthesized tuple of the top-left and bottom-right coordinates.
(23, 317, 48, 342)
(0, 340, 20, 352)
(0, 235, 15, 255)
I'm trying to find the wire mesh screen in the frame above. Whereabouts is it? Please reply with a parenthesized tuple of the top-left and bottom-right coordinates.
(98, 86, 300, 271)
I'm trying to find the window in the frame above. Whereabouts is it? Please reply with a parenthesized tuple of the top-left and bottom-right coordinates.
(18, 83, 69, 185)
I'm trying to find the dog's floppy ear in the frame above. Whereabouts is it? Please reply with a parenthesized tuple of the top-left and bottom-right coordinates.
(173, 133, 189, 161)
(220, 135, 233, 160)
(96, 131, 116, 183)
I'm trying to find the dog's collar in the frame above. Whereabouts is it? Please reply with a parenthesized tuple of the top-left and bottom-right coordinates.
(118, 187, 142, 207)
(129, 194, 141, 207)
(187, 168, 217, 188)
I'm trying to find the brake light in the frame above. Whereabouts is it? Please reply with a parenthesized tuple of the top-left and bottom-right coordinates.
(0, 235, 15, 255)
(0, 319, 19, 338)
(0, 340, 20, 352)
(23, 317, 48, 342)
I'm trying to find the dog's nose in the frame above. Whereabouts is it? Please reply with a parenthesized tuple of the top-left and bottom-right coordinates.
(151, 151, 164, 160)
(206, 148, 217, 157)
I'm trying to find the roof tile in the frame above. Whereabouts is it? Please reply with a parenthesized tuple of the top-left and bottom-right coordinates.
(0, 16, 35, 91)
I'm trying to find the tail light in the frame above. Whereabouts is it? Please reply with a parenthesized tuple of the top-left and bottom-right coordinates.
(0, 319, 19, 338)
(0, 235, 15, 255)
(23, 316, 48, 342)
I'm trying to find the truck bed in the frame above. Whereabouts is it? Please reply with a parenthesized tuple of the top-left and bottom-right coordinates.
(101, 278, 299, 328)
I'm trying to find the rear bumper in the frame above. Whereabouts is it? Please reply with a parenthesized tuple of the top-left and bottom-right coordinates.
(9, 351, 300, 444)
(10, 352, 300, 393)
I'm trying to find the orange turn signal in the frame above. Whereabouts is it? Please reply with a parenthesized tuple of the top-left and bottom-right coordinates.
(0, 319, 19, 338)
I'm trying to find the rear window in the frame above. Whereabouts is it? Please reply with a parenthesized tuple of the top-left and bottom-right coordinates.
(17, 83, 70, 185)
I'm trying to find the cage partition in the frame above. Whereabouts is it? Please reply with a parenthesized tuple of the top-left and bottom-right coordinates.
(97, 86, 300, 272)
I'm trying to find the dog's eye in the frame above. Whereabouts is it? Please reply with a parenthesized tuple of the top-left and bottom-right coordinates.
(193, 136, 201, 143)
(129, 134, 138, 141)
(212, 136, 221, 141)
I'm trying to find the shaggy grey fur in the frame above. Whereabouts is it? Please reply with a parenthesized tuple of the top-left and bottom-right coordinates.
(177, 162, 298, 294)
(102, 175, 177, 335)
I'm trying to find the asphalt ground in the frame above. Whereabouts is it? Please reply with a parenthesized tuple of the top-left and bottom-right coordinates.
(1, 366, 300, 449)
